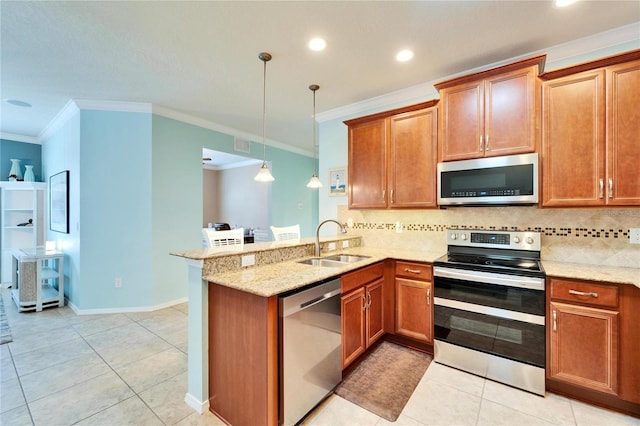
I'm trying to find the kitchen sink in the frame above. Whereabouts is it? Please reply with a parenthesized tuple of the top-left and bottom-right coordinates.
(323, 254, 371, 263)
(297, 258, 348, 267)
(297, 254, 371, 267)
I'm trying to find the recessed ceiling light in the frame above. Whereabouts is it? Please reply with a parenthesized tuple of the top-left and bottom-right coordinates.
(554, 0, 578, 7)
(308, 37, 326, 51)
(396, 49, 414, 62)
(5, 99, 32, 108)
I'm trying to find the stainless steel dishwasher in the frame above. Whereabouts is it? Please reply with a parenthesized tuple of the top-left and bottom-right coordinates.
(279, 278, 342, 426)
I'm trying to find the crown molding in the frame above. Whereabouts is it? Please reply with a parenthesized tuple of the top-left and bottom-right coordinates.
(39, 100, 80, 142)
(73, 99, 153, 113)
(316, 22, 640, 123)
(153, 105, 313, 158)
(0, 132, 40, 144)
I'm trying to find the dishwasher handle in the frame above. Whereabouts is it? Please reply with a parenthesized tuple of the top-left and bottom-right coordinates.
(280, 278, 342, 317)
(299, 288, 341, 311)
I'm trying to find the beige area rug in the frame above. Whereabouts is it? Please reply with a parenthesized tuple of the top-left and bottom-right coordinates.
(335, 341, 432, 422)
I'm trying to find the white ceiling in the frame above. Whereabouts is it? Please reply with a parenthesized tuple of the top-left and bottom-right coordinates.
(1, 1, 639, 153)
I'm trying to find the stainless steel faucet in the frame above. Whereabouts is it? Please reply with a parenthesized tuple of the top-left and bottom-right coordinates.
(315, 219, 347, 257)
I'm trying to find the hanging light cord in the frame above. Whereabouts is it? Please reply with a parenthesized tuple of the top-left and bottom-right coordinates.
(262, 56, 267, 162)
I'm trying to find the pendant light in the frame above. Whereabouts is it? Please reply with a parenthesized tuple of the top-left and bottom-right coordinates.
(254, 52, 275, 182)
(306, 84, 323, 188)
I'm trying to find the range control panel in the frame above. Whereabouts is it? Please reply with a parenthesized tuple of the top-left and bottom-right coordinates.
(446, 229, 541, 251)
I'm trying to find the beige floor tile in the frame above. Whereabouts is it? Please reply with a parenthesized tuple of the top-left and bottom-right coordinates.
(421, 361, 486, 397)
(75, 395, 163, 426)
(1, 356, 18, 383)
(12, 336, 95, 376)
(482, 380, 575, 425)
(7, 325, 81, 356)
(20, 352, 110, 402)
(28, 370, 133, 425)
(1, 343, 12, 360)
(0, 403, 33, 426)
(304, 394, 381, 426)
(173, 302, 189, 314)
(1, 376, 27, 414)
(72, 314, 134, 337)
(138, 371, 194, 425)
(477, 399, 556, 425)
(173, 410, 227, 426)
(402, 379, 482, 425)
(571, 399, 640, 426)
(114, 347, 187, 393)
(136, 309, 188, 335)
(375, 413, 425, 426)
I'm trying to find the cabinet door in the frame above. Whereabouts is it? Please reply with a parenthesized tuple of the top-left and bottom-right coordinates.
(395, 277, 432, 343)
(389, 107, 438, 208)
(342, 287, 366, 368)
(549, 301, 618, 395)
(485, 66, 538, 157)
(348, 119, 388, 209)
(438, 80, 484, 161)
(606, 59, 640, 205)
(365, 279, 385, 347)
(542, 70, 606, 206)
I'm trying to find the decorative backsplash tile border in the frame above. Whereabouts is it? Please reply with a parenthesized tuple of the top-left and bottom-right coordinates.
(350, 223, 632, 239)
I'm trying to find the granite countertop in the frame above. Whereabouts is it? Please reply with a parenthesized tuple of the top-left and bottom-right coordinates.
(542, 261, 640, 289)
(202, 247, 444, 298)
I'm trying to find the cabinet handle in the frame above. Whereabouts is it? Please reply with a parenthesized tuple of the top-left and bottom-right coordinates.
(608, 178, 613, 199)
(390, 189, 394, 204)
(569, 289, 599, 298)
(479, 135, 484, 152)
(362, 295, 367, 311)
(367, 292, 372, 309)
(426, 289, 431, 305)
(404, 268, 422, 274)
(552, 310, 557, 332)
(485, 135, 489, 151)
(382, 189, 386, 202)
(599, 179, 604, 199)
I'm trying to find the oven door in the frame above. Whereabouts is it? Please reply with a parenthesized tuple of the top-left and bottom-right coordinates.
(433, 267, 545, 368)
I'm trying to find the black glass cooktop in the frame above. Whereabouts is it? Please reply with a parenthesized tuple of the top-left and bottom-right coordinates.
(434, 253, 545, 278)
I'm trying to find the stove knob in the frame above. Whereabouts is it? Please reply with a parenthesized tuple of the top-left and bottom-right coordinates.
(513, 236, 521, 244)
(461, 233, 467, 241)
(450, 233, 457, 240)
(526, 236, 534, 245)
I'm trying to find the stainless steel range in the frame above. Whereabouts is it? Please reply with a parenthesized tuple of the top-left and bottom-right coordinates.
(433, 229, 546, 395)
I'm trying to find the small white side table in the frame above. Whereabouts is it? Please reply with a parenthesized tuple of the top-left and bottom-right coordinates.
(11, 248, 64, 312)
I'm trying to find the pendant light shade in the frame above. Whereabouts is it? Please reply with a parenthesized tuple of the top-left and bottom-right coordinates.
(255, 52, 275, 182)
(306, 84, 323, 189)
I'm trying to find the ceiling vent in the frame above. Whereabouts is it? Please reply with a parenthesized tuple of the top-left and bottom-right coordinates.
(234, 137, 251, 154)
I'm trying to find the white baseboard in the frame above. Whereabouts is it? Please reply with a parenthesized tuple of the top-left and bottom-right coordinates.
(66, 296, 188, 315)
(184, 392, 210, 414)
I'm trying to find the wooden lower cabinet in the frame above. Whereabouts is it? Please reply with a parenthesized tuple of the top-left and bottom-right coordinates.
(395, 278, 432, 343)
(394, 261, 433, 344)
(549, 301, 619, 395)
(341, 263, 385, 369)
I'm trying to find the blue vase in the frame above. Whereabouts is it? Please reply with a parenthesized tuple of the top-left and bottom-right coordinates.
(24, 165, 35, 182)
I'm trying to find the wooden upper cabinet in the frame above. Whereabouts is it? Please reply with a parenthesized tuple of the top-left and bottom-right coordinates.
(541, 51, 640, 207)
(389, 107, 438, 208)
(348, 118, 387, 209)
(346, 101, 438, 210)
(607, 59, 640, 205)
(542, 70, 606, 206)
(436, 55, 543, 162)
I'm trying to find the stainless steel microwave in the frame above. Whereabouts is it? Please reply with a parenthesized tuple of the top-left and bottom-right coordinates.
(437, 153, 539, 206)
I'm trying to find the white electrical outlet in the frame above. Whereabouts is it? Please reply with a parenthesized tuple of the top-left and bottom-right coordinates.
(630, 228, 640, 244)
(328, 242, 336, 251)
(115, 278, 122, 288)
(347, 218, 354, 228)
(241, 254, 255, 267)
(342, 240, 349, 248)
(395, 221, 403, 233)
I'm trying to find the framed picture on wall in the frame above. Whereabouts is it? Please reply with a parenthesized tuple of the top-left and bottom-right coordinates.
(328, 167, 347, 196)
(50, 170, 69, 234)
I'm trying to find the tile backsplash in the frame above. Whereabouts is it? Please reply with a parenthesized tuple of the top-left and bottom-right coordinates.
(337, 205, 640, 268)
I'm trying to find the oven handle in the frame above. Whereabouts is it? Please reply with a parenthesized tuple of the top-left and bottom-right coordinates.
(433, 266, 545, 291)
(434, 297, 545, 326)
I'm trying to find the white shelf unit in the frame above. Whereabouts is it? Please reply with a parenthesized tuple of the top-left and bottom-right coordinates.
(0, 182, 47, 284)
(11, 248, 64, 312)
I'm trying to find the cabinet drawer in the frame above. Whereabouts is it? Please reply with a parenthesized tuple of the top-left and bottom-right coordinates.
(550, 278, 618, 308)
(395, 261, 432, 281)
(342, 262, 384, 294)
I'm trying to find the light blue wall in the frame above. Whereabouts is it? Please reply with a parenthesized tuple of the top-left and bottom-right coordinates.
(1, 139, 42, 182)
